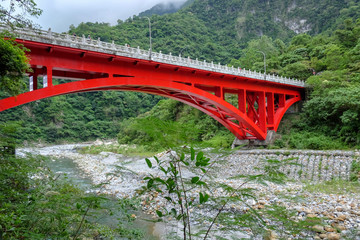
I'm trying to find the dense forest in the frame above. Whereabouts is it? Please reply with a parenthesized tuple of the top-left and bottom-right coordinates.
(1, 0, 360, 149)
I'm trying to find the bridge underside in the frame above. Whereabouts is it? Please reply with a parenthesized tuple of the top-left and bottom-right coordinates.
(0, 39, 303, 140)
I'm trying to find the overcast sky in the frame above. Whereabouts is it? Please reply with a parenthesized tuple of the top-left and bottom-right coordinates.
(32, 0, 186, 32)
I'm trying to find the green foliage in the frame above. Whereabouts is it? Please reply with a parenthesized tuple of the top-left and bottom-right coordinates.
(262, 204, 322, 238)
(78, 143, 156, 157)
(201, 133, 234, 149)
(0, 91, 163, 143)
(274, 131, 348, 150)
(0, 37, 28, 95)
(0, 122, 19, 154)
(304, 179, 360, 195)
(142, 149, 320, 239)
(141, 148, 213, 239)
(350, 159, 360, 181)
(0, 0, 42, 28)
(301, 85, 360, 145)
(117, 99, 234, 150)
(119, 116, 201, 151)
(230, 18, 360, 148)
(0, 153, 145, 239)
(0, 123, 145, 239)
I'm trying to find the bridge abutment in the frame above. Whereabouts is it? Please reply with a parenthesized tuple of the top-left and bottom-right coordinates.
(231, 130, 276, 148)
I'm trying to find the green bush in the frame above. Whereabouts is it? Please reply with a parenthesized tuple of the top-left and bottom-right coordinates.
(350, 160, 360, 181)
(202, 133, 234, 148)
(0, 154, 144, 239)
(274, 131, 348, 150)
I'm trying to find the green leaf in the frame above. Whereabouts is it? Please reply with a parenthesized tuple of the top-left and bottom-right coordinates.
(196, 151, 204, 161)
(183, 160, 190, 166)
(196, 181, 206, 186)
(199, 192, 204, 204)
(191, 176, 200, 184)
(159, 166, 167, 174)
(190, 147, 195, 161)
(203, 193, 209, 202)
(147, 179, 154, 189)
(76, 203, 82, 210)
(154, 177, 166, 184)
(156, 210, 163, 217)
(180, 152, 185, 161)
(164, 197, 172, 202)
(169, 162, 175, 172)
(145, 158, 152, 168)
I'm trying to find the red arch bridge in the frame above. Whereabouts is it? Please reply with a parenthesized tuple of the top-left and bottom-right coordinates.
(0, 27, 305, 142)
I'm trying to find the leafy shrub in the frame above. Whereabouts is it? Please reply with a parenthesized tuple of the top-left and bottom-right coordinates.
(274, 131, 348, 150)
(0, 154, 144, 239)
(350, 160, 360, 181)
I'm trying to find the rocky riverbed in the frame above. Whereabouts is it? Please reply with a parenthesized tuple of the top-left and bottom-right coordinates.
(17, 143, 360, 240)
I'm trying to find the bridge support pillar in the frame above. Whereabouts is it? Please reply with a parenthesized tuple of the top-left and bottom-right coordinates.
(29, 73, 38, 91)
(231, 130, 276, 148)
(42, 66, 53, 87)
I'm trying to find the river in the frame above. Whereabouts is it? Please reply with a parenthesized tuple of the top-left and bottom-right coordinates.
(17, 143, 165, 240)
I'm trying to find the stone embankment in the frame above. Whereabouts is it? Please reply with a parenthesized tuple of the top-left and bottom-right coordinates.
(223, 149, 359, 182)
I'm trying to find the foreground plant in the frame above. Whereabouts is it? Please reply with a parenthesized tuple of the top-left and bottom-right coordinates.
(142, 148, 323, 239)
(0, 153, 144, 239)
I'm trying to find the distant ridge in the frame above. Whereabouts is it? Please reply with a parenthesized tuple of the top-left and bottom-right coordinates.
(139, 0, 193, 17)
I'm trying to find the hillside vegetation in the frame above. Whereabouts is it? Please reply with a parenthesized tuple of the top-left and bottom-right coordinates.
(1, 0, 360, 149)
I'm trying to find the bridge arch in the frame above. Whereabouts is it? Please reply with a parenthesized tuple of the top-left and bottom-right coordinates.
(0, 76, 289, 140)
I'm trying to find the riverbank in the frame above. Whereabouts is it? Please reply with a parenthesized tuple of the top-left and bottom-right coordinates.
(17, 143, 360, 239)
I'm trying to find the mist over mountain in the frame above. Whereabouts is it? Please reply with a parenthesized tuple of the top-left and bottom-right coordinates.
(139, 0, 192, 17)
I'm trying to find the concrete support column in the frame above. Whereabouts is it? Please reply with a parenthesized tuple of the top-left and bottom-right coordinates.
(42, 66, 53, 87)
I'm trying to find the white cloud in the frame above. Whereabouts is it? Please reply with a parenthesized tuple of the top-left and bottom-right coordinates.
(33, 0, 186, 32)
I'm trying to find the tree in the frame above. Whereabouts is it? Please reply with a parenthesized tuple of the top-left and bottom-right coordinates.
(0, 0, 42, 28)
(0, 0, 42, 95)
(0, 36, 29, 95)
(142, 148, 320, 239)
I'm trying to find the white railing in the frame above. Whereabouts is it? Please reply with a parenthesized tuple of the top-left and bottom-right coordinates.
(1, 26, 306, 87)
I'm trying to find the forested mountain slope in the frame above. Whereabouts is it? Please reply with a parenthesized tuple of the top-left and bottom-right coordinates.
(69, 0, 360, 63)
(188, 0, 359, 45)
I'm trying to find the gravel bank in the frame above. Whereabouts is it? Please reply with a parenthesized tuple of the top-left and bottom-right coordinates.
(17, 145, 360, 239)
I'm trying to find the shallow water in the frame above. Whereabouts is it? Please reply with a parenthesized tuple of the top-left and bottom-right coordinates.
(21, 147, 162, 240)
(46, 156, 93, 188)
